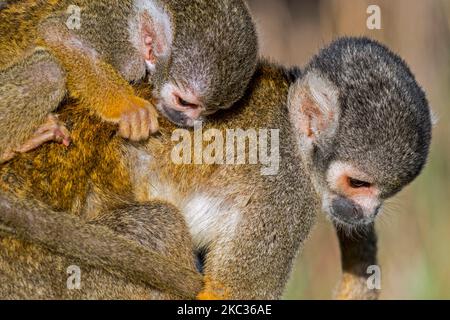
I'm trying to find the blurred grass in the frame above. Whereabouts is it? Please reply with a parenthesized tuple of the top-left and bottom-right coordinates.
(246, 0, 450, 299)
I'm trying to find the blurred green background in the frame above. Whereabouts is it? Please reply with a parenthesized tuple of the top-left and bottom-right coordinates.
(246, 0, 450, 299)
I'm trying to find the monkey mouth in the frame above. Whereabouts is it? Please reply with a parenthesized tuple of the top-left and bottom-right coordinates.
(327, 207, 373, 230)
(157, 104, 191, 128)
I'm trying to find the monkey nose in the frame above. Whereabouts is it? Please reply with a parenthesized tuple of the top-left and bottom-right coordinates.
(331, 196, 365, 223)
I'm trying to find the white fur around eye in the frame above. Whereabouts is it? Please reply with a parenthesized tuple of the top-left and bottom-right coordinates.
(327, 161, 348, 190)
(159, 82, 176, 105)
(326, 161, 381, 218)
(326, 161, 371, 191)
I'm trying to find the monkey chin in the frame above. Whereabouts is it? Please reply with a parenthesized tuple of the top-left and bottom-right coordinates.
(325, 208, 375, 235)
(321, 193, 378, 233)
(156, 103, 197, 128)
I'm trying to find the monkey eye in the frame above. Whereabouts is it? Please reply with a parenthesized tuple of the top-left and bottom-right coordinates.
(348, 177, 372, 189)
(176, 95, 199, 109)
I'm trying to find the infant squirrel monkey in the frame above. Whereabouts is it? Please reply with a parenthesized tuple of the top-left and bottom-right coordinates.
(0, 0, 258, 162)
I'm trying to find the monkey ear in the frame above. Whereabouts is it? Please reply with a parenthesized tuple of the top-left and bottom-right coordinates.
(288, 71, 340, 149)
(133, 1, 173, 71)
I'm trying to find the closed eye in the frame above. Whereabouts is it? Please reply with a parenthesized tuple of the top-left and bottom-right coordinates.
(176, 95, 198, 109)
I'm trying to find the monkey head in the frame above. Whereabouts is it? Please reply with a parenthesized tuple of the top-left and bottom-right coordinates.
(131, 0, 258, 127)
(288, 37, 432, 229)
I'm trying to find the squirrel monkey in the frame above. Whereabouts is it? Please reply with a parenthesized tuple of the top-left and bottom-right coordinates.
(0, 0, 258, 163)
(135, 38, 431, 299)
(0, 38, 432, 299)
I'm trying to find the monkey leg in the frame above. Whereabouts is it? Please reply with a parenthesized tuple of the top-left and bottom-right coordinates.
(1, 114, 71, 164)
(334, 224, 380, 300)
(0, 48, 67, 162)
(0, 195, 202, 299)
(91, 200, 202, 296)
(0, 232, 161, 299)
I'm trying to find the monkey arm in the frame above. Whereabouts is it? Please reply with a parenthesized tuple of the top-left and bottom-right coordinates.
(0, 48, 67, 161)
(334, 223, 380, 300)
(37, 19, 158, 141)
(0, 194, 203, 299)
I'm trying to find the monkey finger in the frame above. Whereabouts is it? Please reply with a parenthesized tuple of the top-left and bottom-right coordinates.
(59, 126, 72, 147)
(139, 107, 150, 140)
(15, 131, 58, 153)
(148, 107, 159, 134)
(53, 128, 72, 146)
(35, 120, 59, 135)
(0, 149, 17, 164)
(34, 115, 71, 146)
(119, 114, 131, 139)
(129, 111, 141, 142)
(47, 127, 71, 146)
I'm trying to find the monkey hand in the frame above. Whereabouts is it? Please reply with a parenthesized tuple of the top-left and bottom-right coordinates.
(1, 114, 71, 164)
(196, 276, 230, 300)
(117, 96, 159, 142)
(334, 272, 380, 300)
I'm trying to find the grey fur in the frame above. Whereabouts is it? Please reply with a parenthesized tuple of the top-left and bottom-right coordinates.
(161, 0, 258, 111)
(304, 37, 432, 198)
(0, 193, 201, 299)
(0, 49, 66, 157)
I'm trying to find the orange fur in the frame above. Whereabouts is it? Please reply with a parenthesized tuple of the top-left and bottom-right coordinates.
(36, 23, 156, 123)
(335, 273, 356, 300)
(196, 276, 230, 300)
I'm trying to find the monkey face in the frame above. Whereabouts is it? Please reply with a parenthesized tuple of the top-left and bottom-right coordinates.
(288, 38, 433, 229)
(148, 0, 258, 127)
(320, 161, 382, 228)
(154, 82, 206, 127)
(152, 42, 256, 127)
(134, 0, 258, 127)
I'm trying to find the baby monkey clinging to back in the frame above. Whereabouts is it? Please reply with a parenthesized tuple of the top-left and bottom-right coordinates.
(0, 0, 258, 161)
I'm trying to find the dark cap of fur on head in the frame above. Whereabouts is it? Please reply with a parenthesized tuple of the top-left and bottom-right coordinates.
(165, 0, 258, 111)
(306, 37, 432, 197)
